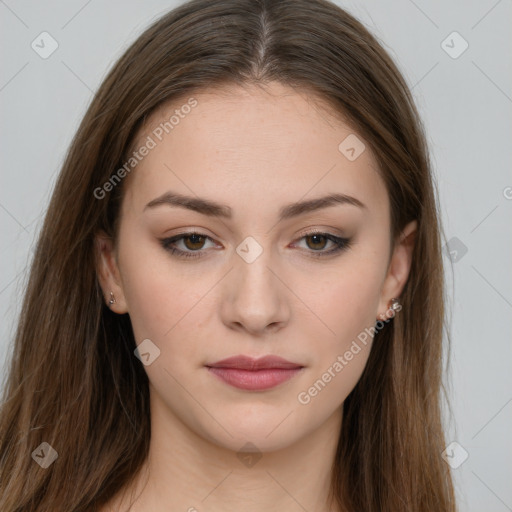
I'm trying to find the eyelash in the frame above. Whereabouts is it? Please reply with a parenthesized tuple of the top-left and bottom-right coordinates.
(160, 230, 352, 260)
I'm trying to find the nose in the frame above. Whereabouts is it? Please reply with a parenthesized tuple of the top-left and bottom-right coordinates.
(219, 249, 290, 337)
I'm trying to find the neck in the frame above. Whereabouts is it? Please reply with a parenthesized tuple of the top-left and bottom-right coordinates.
(106, 388, 344, 512)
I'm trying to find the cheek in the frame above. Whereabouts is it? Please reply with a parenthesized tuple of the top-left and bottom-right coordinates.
(117, 229, 205, 348)
(303, 256, 385, 343)
(294, 255, 385, 398)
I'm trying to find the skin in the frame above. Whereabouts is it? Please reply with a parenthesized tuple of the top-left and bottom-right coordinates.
(96, 81, 417, 512)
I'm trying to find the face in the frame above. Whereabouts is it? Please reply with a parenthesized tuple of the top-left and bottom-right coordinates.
(96, 81, 416, 453)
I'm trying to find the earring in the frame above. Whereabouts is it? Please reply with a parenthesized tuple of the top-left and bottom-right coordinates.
(377, 297, 401, 321)
(108, 292, 116, 305)
(389, 297, 401, 311)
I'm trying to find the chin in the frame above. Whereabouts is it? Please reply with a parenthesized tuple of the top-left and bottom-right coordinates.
(196, 408, 310, 454)
(210, 429, 302, 455)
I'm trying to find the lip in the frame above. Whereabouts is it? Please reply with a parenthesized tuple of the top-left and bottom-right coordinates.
(205, 355, 304, 391)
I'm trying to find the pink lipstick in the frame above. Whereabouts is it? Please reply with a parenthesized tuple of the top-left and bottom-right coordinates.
(205, 355, 304, 391)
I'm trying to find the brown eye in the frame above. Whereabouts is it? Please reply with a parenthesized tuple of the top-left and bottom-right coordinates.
(304, 233, 329, 251)
(293, 231, 352, 258)
(182, 234, 207, 250)
(161, 231, 351, 261)
(160, 232, 216, 260)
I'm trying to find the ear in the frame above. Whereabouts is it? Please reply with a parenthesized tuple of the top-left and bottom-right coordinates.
(94, 231, 129, 314)
(377, 220, 417, 320)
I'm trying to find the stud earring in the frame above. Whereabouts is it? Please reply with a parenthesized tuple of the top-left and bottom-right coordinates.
(377, 297, 401, 321)
(108, 292, 116, 305)
(389, 297, 401, 311)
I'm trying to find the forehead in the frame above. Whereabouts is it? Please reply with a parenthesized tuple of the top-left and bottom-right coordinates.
(123, 82, 388, 221)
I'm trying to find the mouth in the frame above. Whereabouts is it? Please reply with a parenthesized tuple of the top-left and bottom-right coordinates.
(205, 355, 304, 391)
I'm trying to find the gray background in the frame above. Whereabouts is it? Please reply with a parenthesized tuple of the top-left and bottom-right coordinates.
(1, 1, 511, 510)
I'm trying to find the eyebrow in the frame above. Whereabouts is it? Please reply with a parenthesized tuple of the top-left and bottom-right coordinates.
(143, 191, 366, 220)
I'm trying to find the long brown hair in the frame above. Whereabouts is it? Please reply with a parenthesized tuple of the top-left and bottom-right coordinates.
(0, 0, 456, 510)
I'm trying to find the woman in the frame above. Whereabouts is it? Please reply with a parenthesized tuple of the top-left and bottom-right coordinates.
(0, 0, 457, 510)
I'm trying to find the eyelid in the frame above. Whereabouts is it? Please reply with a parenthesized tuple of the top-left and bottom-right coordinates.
(295, 226, 345, 238)
(160, 228, 351, 260)
(290, 230, 350, 255)
(161, 231, 219, 250)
